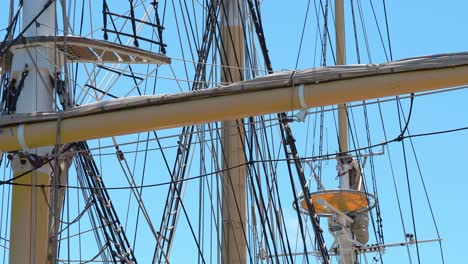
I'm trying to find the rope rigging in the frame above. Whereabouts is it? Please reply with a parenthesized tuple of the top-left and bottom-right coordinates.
(0, 0, 56, 57)
(0, 1, 22, 57)
(129, 0, 139, 47)
(74, 141, 138, 263)
(0, 0, 457, 263)
(243, 118, 295, 263)
(245, 0, 330, 262)
(349, 0, 385, 256)
(102, 0, 167, 50)
(0, 121, 466, 190)
(49, 72, 68, 109)
(2, 65, 29, 114)
(401, 117, 446, 264)
(153, 1, 231, 262)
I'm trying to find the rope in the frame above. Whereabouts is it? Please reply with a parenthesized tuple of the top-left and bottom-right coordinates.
(0, 2, 22, 54)
(396, 99, 421, 263)
(128, 0, 139, 47)
(1, 121, 467, 191)
(7, 66, 29, 114)
(0, 0, 56, 56)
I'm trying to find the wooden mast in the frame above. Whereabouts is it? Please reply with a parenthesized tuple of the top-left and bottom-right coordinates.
(9, 0, 57, 263)
(334, 1, 356, 263)
(220, 0, 247, 263)
(336, 0, 348, 154)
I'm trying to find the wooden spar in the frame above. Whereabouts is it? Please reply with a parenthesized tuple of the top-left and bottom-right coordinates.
(220, 1, 247, 263)
(1, 55, 468, 153)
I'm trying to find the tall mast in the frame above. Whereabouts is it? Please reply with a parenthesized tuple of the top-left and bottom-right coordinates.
(336, 0, 348, 154)
(220, 0, 247, 263)
(334, 1, 357, 263)
(9, 0, 58, 263)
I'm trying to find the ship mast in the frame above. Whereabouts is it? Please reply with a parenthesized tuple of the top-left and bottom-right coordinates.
(333, 0, 357, 263)
(333, 1, 371, 263)
(220, 0, 247, 263)
(9, 0, 59, 263)
(336, 0, 348, 155)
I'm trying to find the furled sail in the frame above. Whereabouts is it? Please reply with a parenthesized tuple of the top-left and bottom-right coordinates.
(1, 52, 468, 152)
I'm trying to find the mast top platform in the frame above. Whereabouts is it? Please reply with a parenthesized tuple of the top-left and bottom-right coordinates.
(2, 35, 171, 65)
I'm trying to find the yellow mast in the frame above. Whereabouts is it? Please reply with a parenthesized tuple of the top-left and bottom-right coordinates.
(220, 0, 247, 263)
